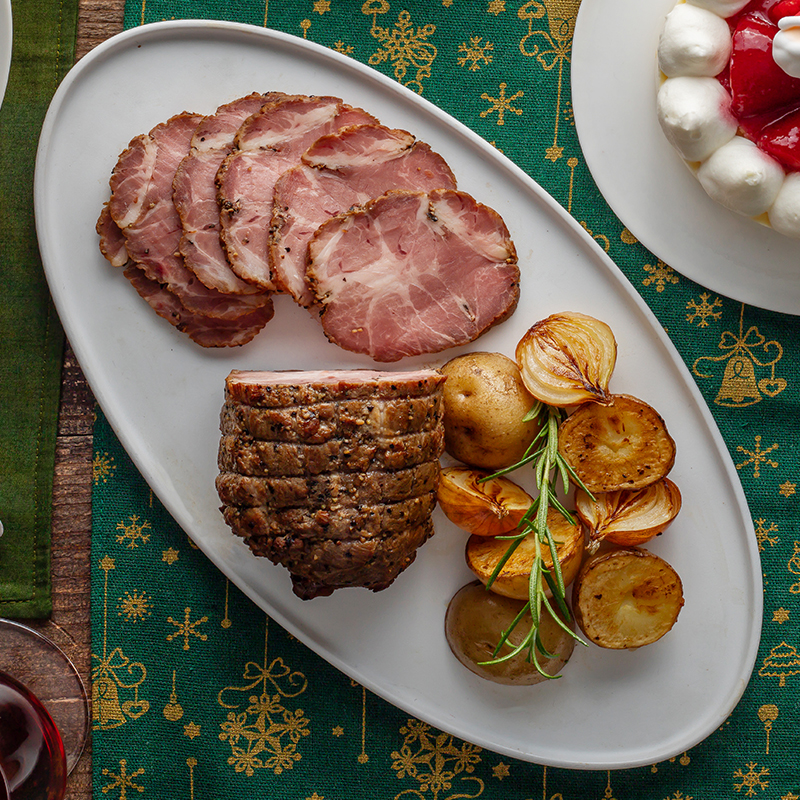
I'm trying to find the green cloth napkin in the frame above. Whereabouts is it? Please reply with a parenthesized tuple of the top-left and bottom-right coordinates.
(92, 0, 800, 796)
(0, 0, 78, 618)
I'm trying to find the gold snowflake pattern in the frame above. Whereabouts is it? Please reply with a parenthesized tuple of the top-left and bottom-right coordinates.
(115, 515, 151, 549)
(733, 762, 769, 796)
(162, 547, 179, 565)
(686, 293, 723, 327)
(117, 590, 153, 623)
(492, 762, 510, 779)
(184, 721, 201, 739)
(166, 607, 209, 651)
(487, 0, 505, 13)
(93, 452, 116, 484)
(735, 436, 778, 479)
(664, 793, 693, 800)
(457, 36, 493, 71)
(480, 82, 524, 126)
(313, 0, 330, 12)
(391, 718, 483, 798)
(754, 518, 779, 551)
(773, 608, 790, 624)
(101, 759, 145, 800)
(367, 9, 437, 94)
(332, 40, 354, 55)
(780, 481, 796, 497)
(643, 259, 679, 292)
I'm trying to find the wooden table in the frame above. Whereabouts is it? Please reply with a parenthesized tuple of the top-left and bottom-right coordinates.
(26, 4, 126, 796)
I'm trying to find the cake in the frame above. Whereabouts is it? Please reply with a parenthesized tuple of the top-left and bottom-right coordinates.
(657, 0, 800, 237)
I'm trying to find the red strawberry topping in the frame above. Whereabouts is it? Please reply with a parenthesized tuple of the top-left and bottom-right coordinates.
(758, 108, 800, 169)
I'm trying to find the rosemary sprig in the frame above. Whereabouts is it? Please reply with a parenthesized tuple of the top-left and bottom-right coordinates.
(477, 402, 590, 679)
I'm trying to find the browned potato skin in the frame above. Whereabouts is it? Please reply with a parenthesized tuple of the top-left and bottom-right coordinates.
(572, 547, 684, 650)
(465, 508, 584, 599)
(445, 581, 575, 684)
(558, 394, 676, 493)
(440, 352, 540, 470)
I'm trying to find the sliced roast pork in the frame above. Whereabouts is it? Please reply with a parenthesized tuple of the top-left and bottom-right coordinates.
(173, 93, 283, 295)
(307, 189, 519, 362)
(271, 124, 457, 307)
(104, 113, 273, 323)
(216, 95, 376, 290)
(96, 204, 129, 267)
(124, 265, 273, 348)
(216, 369, 445, 599)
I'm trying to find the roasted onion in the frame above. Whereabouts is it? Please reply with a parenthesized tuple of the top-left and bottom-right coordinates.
(437, 467, 533, 537)
(576, 478, 682, 551)
(515, 312, 617, 407)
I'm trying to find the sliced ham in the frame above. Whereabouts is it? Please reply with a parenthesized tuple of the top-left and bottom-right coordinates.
(216, 95, 376, 290)
(106, 113, 273, 320)
(173, 93, 283, 295)
(271, 124, 457, 307)
(96, 204, 129, 267)
(307, 189, 520, 362)
(123, 265, 273, 347)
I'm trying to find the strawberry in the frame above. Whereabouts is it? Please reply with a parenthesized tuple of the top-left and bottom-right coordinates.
(769, 0, 800, 24)
(729, 13, 800, 117)
(758, 108, 800, 169)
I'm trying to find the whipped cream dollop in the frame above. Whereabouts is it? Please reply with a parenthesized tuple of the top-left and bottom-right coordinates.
(697, 137, 785, 216)
(773, 16, 800, 78)
(658, 3, 732, 77)
(657, 76, 737, 162)
(768, 172, 800, 236)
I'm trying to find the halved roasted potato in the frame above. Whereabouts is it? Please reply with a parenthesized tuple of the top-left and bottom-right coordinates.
(576, 478, 682, 550)
(465, 507, 584, 599)
(558, 394, 676, 493)
(572, 547, 684, 649)
(437, 467, 533, 537)
(445, 581, 575, 684)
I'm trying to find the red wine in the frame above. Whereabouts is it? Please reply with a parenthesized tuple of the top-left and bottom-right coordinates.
(0, 671, 66, 800)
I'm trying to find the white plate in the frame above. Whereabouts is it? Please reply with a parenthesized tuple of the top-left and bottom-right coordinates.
(35, 20, 761, 770)
(0, 0, 11, 110)
(572, 0, 800, 316)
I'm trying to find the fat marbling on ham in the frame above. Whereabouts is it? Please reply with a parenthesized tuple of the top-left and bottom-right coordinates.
(103, 112, 274, 324)
(173, 93, 283, 296)
(307, 188, 520, 362)
(270, 123, 457, 307)
(216, 94, 376, 291)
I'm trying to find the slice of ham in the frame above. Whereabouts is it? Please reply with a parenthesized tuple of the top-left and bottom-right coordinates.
(307, 189, 519, 362)
(173, 93, 283, 295)
(216, 95, 376, 290)
(96, 204, 129, 267)
(123, 265, 273, 347)
(271, 124, 457, 307)
(106, 113, 273, 320)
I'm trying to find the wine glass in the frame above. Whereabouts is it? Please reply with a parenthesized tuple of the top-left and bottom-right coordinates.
(0, 618, 90, 799)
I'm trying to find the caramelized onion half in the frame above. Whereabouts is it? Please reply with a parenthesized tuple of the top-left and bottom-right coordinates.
(576, 478, 682, 551)
(515, 312, 617, 407)
(437, 467, 533, 537)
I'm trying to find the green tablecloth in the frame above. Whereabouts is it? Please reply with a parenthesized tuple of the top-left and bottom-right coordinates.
(92, 0, 800, 796)
(0, 0, 78, 618)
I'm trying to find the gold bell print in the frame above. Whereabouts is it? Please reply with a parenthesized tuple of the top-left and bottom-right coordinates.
(715, 353, 761, 407)
(92, 675, 127, 729)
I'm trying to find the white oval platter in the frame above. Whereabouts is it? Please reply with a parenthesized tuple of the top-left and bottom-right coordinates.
(34, 20, 761, 770)
(572, 0, 800, 316)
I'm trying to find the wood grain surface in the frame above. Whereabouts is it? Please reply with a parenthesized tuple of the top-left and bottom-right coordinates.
(28, 4, 126, 796)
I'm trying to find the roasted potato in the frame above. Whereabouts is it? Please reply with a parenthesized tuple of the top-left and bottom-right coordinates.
(465, 507, 584, 599)
(576, 478, 682, 550)
(437, 467, 533, 537)
(445, 581, 575, 684)
(558, 394, 676, 493)
(572, 547, 684, 649)
(440, 352, 540, 470)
